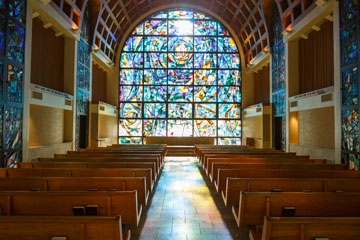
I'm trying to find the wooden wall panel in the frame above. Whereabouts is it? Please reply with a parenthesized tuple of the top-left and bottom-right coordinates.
(92, 64, 107, 103)
(254, 65, 270, 104)
(31, 18, 64, 92)
(298, 20, 334, 94)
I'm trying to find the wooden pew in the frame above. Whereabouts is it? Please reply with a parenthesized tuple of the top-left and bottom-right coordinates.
(0, 191, 141, 226)
(0, 176, 149, 208)
(232, 192, 360, 227)
(0, 168, 153, 195)
(223, 178, 360, 206)
(215, 169, 360, 194)
(210, 162, 346, 183)
(0, 216, 131, 240)
(261, 216, 360, 240)
(18, 161, 158, 183)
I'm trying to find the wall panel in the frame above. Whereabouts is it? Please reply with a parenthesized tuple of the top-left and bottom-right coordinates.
(254, 65, 270, 104)
(92, 64, 107, 103)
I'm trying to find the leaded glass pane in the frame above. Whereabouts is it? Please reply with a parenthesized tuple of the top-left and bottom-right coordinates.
(168, 86, 193, 102)
(218, 54, 240, 69)
(168, 52, 193, 68)
(7, 21, 25, 63)
(119, 137, 142, 144)
(121, 69, 143, 85)
(194, 21, 217, 35)
(195, 104, 216, 118)
(123, 36, 143, 52)
(194, 69, 216, 85)
(5, 151, 22, 168)
(0, 60, 3, 100)
(120, 103, 142, 118)
(7, 64, 23, 103)
(168, 69, 193, 85)
(119, 119, 142, 136)
(340, 0, 358, 25)
(8, 0, 26, 23)
(144, 119, 167, 136)
(168, 103, 192, 118)
(194, 12, 211, 20)
(218, 138, 241, 145)
(218, 70, 240, 85)
(218, 87, 241, 102)
(145, 37, 167, 51)
(194, 37, 217, 52)
(121, 53, 143, 68)
(145, 20, 167, 35)
(119, 86, 143, 102)
(132, 23, 143, 35)
(0, 107, 2, 149)
(342, 109, 360, 152)
(5, 106, 22, 150)
(169, 37, 193, 52)
(195, 120, 216, 136)
(168, 10, 193, 19)
(219, 104, 241, 119)
(194, 86, 217, 102)
(194, 53, 217, 68)
(217, 120, 241, 137)
(145, 53, 167, 68)
(0, 14, 5, 55)
(218, 37, 237, 52)
(169, 20, 193, 35)
(151, 11, 167, 19)
(218, 23, 230, 36)
(144, 69, 167, 85)
(144, 103, 166, 118)
(342, 67, 358, 106)
(144, 86, 167, 102)
(340, 23, 358, 66)
(168, 120, 193, 136)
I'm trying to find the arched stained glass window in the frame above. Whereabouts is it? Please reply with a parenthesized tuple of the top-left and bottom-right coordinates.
(119, 8, 242, 145)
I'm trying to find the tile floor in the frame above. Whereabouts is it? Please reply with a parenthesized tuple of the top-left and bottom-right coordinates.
(131, 157, 249, 240)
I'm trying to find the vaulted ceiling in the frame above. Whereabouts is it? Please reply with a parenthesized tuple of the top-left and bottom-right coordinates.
(50, 0, 317, 65)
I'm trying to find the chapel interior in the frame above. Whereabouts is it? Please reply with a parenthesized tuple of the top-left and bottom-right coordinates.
(0, 0, 359, 239)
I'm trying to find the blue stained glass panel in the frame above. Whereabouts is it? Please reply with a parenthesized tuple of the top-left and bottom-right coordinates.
(145, 53, 167, 68)
(8, 0, 26, 23)
(0, 60, 3, 100)
(145, 20, 167, 35)
(218, 70, 241, 85)
(168, 10, 193, 19)
(194, 69, 216, 85)
(195, 120, 216, 136)
(120, 69, 143, 85)
(144, 119, 166, 136)
(218, 37, 237, 52)
(0, 14, 5, 55)
(169, 20, 193, 35)
(219, 104, 241, 119)
(145, 37, 167, 51)
(194, 37, 217, 52)
(119, 86, 143, 102)
(218, 138, 241, 145)
(123, 36, 143, 52)
(120, 53, 143, 68)
(217, 120, 241, 137)
(0, 0, 5, 11)
(119, 137, 142, 144)
(144, 103, 166, 118)
(169, 37, 193, 52)
(218, 87, 241, 102)
(194, 21, 217, 35)
(144, 86, 167, 102)
(168, 86, 193, 102)
(194, 86, 217, 102)
(168, 52, 193, 68)
(218, 23, 230, 36)
(119, 119, 142, 136)
(168, 120, 193, 136)
(0, 107, 2, 149)
(195, 104, 216, 118)
(7, 64, 23, 103)
(144, 69, 167, 85)
(342, 109, 360, 152)
(340, 0, 358, 25)
(168, 69, 193, 85)
(194, 12, 211, 20)
(151, 11, 167, 19)
(218, 54, 240, 69)
(340, 23, 358, 66)
(5, 151, 22, 168)
(7, 21, 25, 63)
(119, 103, 142, 118)
(5, 106, 22, 150)
(194, 53, 217, 68)
(169, 103, 192, 118)
(342, 67, 358, 106)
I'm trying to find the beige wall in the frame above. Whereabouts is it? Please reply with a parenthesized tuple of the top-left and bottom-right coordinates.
(98, 114, 118, 146)
(242, 115, 263, 140)
(298, 107, 334, 149)
(29, 105, 65, 147)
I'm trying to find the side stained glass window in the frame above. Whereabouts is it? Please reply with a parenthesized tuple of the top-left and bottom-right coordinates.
(119, 8, 242, 144)
(340, 0, 360, 169)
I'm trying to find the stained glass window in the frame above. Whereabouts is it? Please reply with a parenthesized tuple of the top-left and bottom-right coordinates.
(119, 8, 242, 144)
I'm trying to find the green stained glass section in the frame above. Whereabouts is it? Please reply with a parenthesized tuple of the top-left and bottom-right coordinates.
(120, 103, 142, 118)
(144, 103, 166, 118)
(195, 104, 216, 118)
(218, 37, 237, 52)
(219, 104, 241, 119)
(342, 67, 358, 106)
(119, 119, 142, 136)
(169, 37, 193, 52)
(194, 37, 217, 52)
(120, 53, 143, 68)
(194, 53, 217, 68)
(195, 120, 216, 136)
(145, 37, 167, 51)
(144, 119, 167, 136)
(120, 69, 143, 85)
(168, 69, 193, 85)
(145, 20, 167, 35)
(144, 69, 167, 85)
(169, 20, 193, 35)
(218, 120, 241, 137)
(194, 86, 217, 102)
(169, 103, 192, 118)
(144, 86, 167, 102)
(168, 52, 193, 68)
(218, 54, 240, 69)
(168, 120, 193, 136)
(194, 69, 216, 85)
(119, 137, 142, 144)
(168, 86, 193, 102)
(119, 86, 143, 102)
(194, 21, 217, 35)
(218, 87, 241, 102)
(218, 70, 241, 85)
(123, 37, 143, 51)
(144, 53, 167, 68)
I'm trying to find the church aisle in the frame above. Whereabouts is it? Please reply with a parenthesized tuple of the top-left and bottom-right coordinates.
(132, 157, 248, 240)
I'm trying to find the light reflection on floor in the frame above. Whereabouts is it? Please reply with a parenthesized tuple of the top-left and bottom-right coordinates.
(132, 157, 248, 240)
